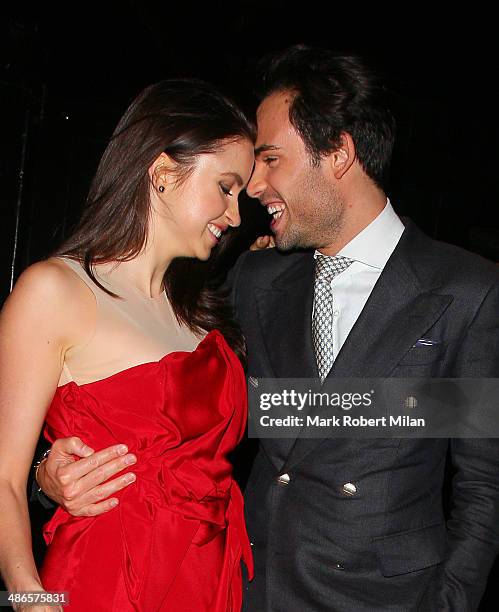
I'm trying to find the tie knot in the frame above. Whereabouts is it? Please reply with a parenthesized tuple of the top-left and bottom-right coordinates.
(315, 254, 353, 282)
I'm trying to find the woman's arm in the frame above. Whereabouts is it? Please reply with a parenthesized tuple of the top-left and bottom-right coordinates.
(0, 259, 94, 592)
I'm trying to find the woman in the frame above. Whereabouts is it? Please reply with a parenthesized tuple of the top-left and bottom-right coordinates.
(0, 79, 255, 611)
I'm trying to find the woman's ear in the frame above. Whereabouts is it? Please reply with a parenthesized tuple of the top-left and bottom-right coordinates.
(149, 152, 177, 193)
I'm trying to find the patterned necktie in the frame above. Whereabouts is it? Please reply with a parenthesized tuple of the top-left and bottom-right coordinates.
(312, 254, 353, 382)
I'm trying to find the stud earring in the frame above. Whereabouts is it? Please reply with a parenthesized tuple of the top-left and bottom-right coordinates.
(158, 185, 165, 192)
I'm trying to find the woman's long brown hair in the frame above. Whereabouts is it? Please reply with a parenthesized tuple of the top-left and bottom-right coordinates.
(57, 79, 255, 364)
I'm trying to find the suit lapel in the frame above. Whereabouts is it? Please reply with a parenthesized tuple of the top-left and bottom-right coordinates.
(329, 252, 452, 379)
(254, 252, 317, 379)
(253, 252, 316, 468)
(280, 223, 454, 472)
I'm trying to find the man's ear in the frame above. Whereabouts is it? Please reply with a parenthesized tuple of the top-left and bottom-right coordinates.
(329, 132, 356, 179)
(148, 152, 178, 192)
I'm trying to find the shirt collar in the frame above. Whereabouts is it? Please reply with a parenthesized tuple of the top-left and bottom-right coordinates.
(314, 199, 404, 271)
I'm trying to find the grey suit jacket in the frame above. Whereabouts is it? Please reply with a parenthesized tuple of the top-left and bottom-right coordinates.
(228, 220, 499, 612)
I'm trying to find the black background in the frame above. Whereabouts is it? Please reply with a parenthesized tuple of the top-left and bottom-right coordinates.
(1, 2, 498, 608)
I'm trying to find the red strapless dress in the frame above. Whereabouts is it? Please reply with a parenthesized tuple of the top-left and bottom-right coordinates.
(40, 330, 253, 611)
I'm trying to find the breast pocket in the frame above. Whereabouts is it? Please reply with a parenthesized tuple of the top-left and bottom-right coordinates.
(398, 343, 446, 366)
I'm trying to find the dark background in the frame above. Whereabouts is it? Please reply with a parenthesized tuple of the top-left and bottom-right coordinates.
(1, 2, 498, 608)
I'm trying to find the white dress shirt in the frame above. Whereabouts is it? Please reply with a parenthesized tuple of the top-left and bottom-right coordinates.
(313, 199, 404, 361)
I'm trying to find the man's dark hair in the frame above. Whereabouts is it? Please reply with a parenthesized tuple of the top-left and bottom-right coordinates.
(256, 45, 396, 187)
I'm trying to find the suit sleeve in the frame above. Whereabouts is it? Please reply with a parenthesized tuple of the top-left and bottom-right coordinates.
(423, 281, 499, 611)
(220, 250, 251, 319)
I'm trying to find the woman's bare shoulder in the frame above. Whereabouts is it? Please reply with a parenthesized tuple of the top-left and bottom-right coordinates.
(15, 257, 91, 297)
(2, 258, 96, 346)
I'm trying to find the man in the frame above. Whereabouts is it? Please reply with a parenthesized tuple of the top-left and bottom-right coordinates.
(36, 47, 499, 610)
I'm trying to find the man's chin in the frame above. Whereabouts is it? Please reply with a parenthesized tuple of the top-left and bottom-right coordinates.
(273, 234, 292, 251)
(275, 238, 302, 252)
(275, 230, 313, 252)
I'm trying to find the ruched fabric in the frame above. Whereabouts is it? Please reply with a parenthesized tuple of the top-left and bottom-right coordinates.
(40, 330, 253, 611)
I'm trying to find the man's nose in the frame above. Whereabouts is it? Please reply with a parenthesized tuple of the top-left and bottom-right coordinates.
(246, 165, 267, 200)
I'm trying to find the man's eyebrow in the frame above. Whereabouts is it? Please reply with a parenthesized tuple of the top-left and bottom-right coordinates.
(254, 144, 280, 157)
(220, 172, 243, 186)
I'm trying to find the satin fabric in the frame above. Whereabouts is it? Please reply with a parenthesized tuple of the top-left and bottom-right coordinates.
(40, 330, 253, 611)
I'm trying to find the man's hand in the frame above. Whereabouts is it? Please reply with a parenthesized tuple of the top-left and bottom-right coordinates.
(36, 437, 137, 517)
(250, 235, 275, 250)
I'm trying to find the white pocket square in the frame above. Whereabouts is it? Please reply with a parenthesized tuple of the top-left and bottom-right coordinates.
(413, 338, 440, 347)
